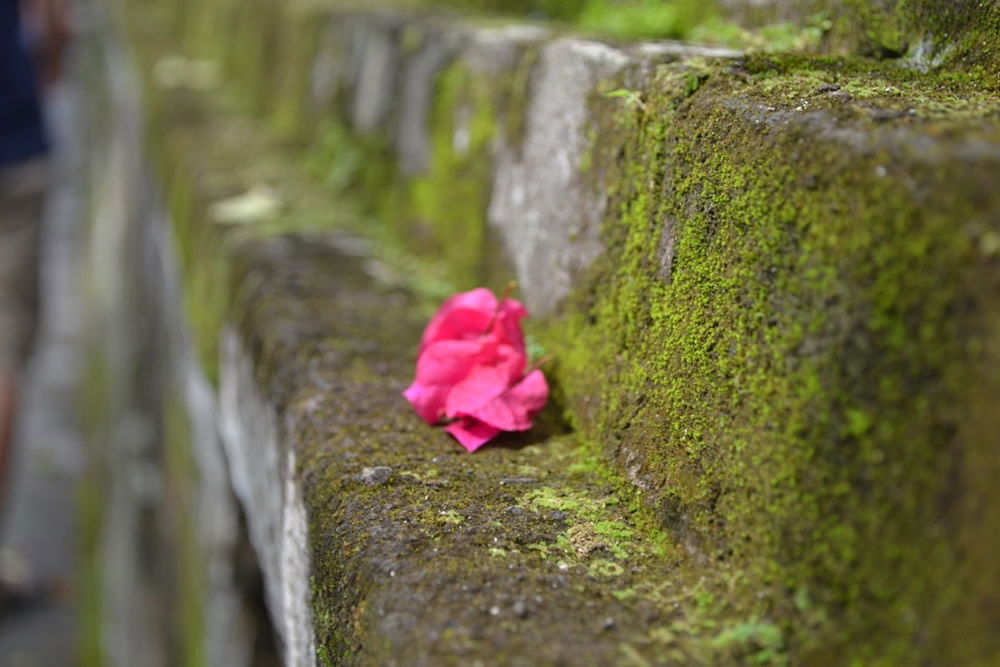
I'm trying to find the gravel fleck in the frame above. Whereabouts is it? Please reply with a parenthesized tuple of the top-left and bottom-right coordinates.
(360, 466, 393, 485)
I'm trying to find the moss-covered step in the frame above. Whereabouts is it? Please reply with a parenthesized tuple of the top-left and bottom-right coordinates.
(77, 20, 276, 667)
(123, 0, 742, 300)
(218, 235, 699, 666)
(543, 53, 1000, 663)
(302, 8, 742, 309)
(405, 0, 1000, 74)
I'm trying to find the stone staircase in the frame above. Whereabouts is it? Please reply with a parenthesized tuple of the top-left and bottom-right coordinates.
(79, 0, 1000, 664)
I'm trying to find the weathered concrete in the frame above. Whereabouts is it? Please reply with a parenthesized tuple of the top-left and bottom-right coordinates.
(219, 326, 316, 667)
(488, 38, 740, 315)
(308, 9, 740, 315)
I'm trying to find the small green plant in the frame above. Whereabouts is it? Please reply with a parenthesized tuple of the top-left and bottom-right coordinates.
(712, 618, 786, 665)
(437, 509, 465, 524)
(603, 88, 647, 112)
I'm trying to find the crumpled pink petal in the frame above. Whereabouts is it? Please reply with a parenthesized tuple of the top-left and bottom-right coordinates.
(402, 383, 449, 424)
(444, 343, 525, 418)
(494, 299, 528, 354)
(404, 339, 485, 423)
(414, 339, 483, 386)
(466, 369, 549, 432)
(402, 287, 549, 451)
(445, 417, 502, 452)
(420, 288, 497, 352)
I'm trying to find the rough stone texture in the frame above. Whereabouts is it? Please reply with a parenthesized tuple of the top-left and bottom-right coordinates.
(219, 327, 316, 667)
(395, 27, 464, 175)
(223, 234, 685, 666)
(349, 15, 405, 134)
(307, 8, 741, 315)
(718, 0, 1000, 70)
(488, 38, 629, 316)
(98, 6, 726, 664)
(488, 38, 739, 315)
(544, 52, 1000, 662)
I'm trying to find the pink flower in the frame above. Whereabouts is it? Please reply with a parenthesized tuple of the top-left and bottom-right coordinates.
(403, 287, 549, 451)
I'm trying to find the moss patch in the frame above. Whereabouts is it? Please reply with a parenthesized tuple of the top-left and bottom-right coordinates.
(397, 62, 498, 288)
(541, 54, 1000, 662)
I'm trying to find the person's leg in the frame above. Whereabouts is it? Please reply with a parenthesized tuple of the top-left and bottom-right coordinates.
(0, 159, 45, 525)
(0, 160, 46, 613)
(0, 378, 16, 506)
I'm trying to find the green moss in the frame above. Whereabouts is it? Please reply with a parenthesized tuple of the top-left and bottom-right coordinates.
(78, 349, 110, 667)
(403, 63, 497, 287)
(267, 6, 323, 139)
(542, 56, 1000, 662)
(162, 391, 208, 667)
(576, 0, 714, 41)
(900, 0, 1000, 74)
(386, 44, 540, 292)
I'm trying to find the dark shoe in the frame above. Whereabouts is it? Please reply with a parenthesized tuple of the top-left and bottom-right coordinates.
(0, 548, 48, 618)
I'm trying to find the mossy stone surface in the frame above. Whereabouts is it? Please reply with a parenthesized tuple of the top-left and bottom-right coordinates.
(229, 237, 693, 665)
(542, 52, 1000, 663)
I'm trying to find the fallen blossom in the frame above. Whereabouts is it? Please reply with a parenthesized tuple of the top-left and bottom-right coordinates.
(403, 287, 549, 451)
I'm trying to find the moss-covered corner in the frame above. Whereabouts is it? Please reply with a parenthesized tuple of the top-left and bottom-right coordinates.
(540, 53, 1000, 662)
(401, 0, 1000, 77)
(228, 232, 815, 665)
(390, 61, 499, 288)
(900, 0, 1000, 74)
(380, 40, 541, 293)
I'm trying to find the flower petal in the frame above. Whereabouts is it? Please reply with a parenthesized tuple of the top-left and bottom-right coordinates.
(402, 287, 549, 452)
(414, 339, 483, 385)
(402, 381, 450, 424)
(443, 344, 526, 418)
(420, 288, 497, 350)
(445, 417, 502, 452)
(494, 298, 529, 353)
(468, 369, 549, 431)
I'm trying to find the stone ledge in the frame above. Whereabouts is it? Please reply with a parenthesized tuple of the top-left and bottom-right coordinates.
(218, 235, 684, 665)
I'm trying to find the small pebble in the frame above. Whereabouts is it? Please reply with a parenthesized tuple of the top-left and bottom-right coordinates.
(513, 600, 529, 618)
(489, 606, 501, 616)
(360, 466, 392, 486)
(601, 617, 616, 631)
(869, 108, 908, 122)
(500, 477, 538, 485)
